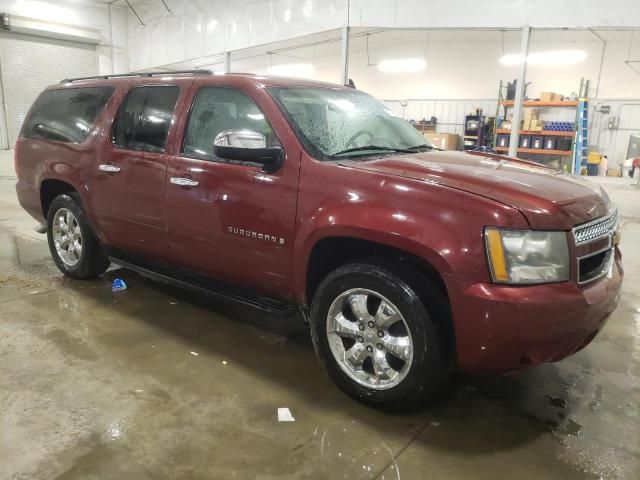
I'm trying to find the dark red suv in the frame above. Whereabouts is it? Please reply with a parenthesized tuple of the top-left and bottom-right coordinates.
(15, 71, 623, 409)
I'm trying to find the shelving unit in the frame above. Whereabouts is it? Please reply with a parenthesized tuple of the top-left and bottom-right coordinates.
(495, 129, 574, 137)
(499, 100, 578, 107)
(495, 146, 571, 156)
(494, 78, 589, 172)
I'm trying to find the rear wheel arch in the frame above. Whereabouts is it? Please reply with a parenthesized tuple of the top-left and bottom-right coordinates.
(40, 179, 79, 217)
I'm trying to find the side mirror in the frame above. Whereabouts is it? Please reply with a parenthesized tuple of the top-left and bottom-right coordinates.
(213, 129, 283, 173)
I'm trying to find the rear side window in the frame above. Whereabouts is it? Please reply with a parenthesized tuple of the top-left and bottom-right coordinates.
(113, 85, 179, 152)
(21, 87, 114, 143)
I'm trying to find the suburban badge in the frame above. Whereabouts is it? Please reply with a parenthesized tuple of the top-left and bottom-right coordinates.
(227, 226, 285, 245)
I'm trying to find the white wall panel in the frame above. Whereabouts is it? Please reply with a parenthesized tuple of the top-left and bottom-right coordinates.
(350, 0, 640, 29)
(125, 0, 347, 71)
(383, 99, 499, 136)
(0, 0, 128, 75)
(344, 29, 640, 100)
(0, 32, 98, 146)
(591, 101, 640, 164)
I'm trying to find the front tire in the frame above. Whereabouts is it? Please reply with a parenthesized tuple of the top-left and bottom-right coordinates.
(47, 194, 110, 279)
(310, 261, 451, 410)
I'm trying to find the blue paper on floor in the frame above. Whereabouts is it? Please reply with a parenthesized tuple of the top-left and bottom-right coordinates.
(112, 278, 127, 292)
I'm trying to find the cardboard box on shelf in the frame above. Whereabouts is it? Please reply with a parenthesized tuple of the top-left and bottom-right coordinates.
(529, 119, 545, 131)
(424, 133, 460, 150)
(552, 93, 563, 101)
(540, 92, 555, 101)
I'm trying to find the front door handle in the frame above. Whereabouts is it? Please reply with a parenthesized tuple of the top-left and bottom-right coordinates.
(98, 164, 121, 173)
(170, 177, 199, 187)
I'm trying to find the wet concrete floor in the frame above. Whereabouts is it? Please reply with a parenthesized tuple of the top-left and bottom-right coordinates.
(1, 166, 639, 479)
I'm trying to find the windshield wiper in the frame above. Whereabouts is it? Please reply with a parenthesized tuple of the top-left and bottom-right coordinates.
(406, 143, 440, 151)
(332, 145, 415, 156)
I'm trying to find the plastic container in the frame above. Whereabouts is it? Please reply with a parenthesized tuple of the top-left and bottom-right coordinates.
(532, 136, 544, 149)
(556, 137, 573, 151)
(497, 134, 510, 148)
(544, 137, 557, 150)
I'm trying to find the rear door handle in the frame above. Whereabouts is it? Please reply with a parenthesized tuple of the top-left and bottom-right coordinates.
(170, 177, 199, 187)
(98, 164, 121, 173)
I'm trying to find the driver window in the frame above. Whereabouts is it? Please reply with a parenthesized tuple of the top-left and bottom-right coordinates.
(182, 87, 279, 161)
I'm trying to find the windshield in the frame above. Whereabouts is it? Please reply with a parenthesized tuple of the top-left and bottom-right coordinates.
(270, 87, 432, 160)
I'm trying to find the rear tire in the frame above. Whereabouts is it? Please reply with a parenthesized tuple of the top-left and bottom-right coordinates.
(46, 194, 110, 279)
(310, 261, 451, 410)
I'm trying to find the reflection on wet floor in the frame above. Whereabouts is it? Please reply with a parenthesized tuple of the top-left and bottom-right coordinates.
(1, 213, 640, 478)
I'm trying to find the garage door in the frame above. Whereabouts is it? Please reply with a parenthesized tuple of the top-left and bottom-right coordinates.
(0, 32, 98, 148)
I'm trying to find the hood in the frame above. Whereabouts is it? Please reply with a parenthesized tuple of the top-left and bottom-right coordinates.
(340, 150, 610, 230)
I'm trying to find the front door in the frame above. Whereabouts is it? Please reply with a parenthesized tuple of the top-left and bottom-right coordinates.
(165, 85, 300, 299)
(91, 83, 182, 259)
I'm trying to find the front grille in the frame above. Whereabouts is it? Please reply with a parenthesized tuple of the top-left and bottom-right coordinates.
(573, 208, 618, 284)
(573, 209, 618, 245)
(578, 249, 612, 284)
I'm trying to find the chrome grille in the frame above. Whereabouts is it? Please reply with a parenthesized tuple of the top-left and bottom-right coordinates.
(573, 209, 618, 245)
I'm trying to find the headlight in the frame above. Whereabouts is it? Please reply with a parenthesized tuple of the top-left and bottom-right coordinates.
(484, 227, 570, 284)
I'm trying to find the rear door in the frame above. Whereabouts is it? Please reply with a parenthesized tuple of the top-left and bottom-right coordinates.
(164, 82, 301, 298)
(91, 81, 189, 259)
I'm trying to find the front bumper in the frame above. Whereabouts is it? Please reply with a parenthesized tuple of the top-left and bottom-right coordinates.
(447, 248, 623, 372)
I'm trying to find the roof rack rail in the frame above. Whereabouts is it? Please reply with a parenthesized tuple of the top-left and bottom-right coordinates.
(60, 69, 213, 84)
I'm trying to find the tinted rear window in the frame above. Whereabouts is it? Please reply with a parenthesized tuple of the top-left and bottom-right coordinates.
(22, 87, 114, 143)
(113, 85, 179, 153)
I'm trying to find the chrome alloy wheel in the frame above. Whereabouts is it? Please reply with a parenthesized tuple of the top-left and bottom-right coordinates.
(326, 288, 414, 390)
(52, 208, 82, 267)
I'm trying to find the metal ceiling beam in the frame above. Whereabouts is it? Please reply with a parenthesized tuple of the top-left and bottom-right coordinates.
(159, 0, 172, 14)
(124, 0, 144, 26)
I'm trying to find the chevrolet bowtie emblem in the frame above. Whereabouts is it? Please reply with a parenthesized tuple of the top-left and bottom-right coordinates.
(227, 226, 285, 245)
(612, 229, 621, 246)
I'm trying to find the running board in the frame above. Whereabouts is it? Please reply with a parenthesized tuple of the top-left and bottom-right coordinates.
(106, 248, 299, 315)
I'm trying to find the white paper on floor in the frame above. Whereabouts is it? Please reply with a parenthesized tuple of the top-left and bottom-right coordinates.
(277, 407, 295, 422)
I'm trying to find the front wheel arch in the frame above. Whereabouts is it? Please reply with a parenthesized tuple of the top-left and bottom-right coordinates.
(304, 235, 450, 307)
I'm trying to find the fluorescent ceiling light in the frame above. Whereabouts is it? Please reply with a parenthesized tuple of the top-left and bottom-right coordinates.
(377, 58, 426, 73)
(499, 49, 587, 66)
(499, 54, 524, 66)
(528, 49, 587, 65)
(270, 62, 315, 77)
